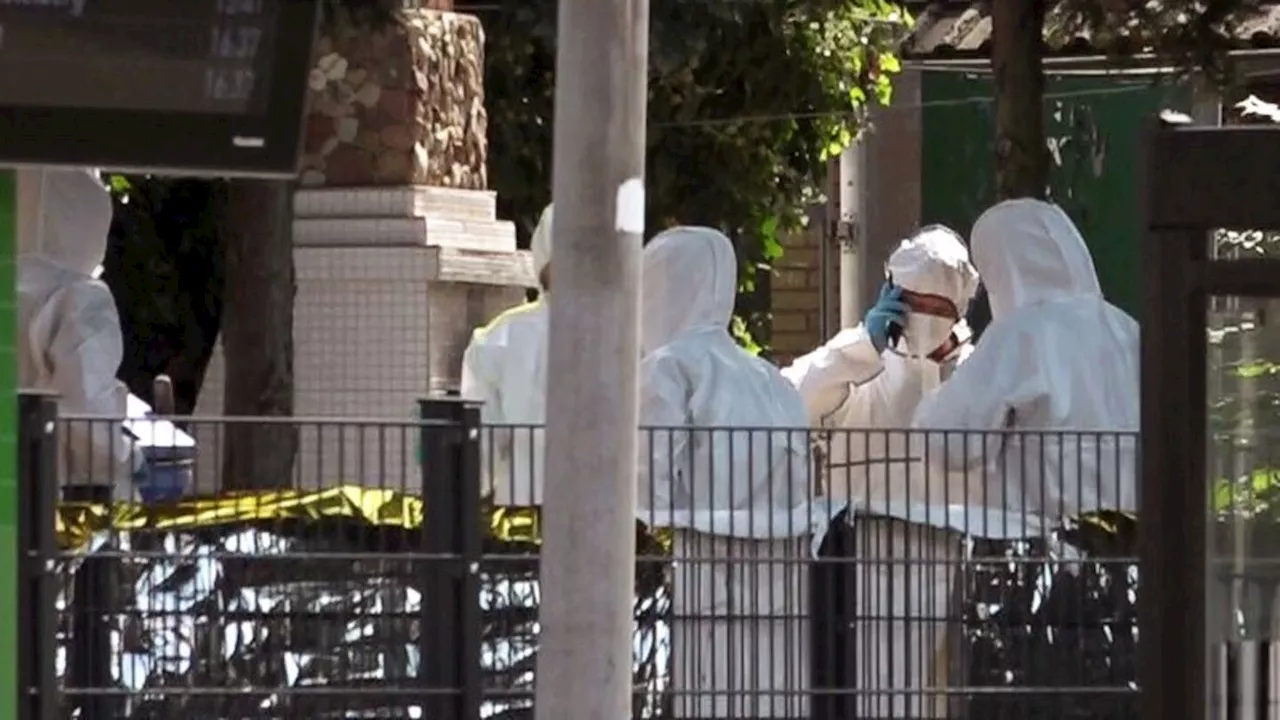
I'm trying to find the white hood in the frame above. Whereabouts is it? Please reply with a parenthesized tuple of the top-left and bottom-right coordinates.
(911, 198, 1139, 522)
(21, 168, 112, 277)
(15, 169, 138, 494)
(641, 226, 737, 354)
(886, 224, 979, 314)
(530, 203, 553, 285)
(886, 224, 979, 356)
(970, 199, 1101, 320)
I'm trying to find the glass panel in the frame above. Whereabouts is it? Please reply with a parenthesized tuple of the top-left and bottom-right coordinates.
(1207, 294, 1280, 718)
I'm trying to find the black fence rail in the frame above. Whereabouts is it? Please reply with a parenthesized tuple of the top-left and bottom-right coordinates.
(484, 423, 1141, 720)
(20, 395, 486, 719)
(18, 395, 1152, 719)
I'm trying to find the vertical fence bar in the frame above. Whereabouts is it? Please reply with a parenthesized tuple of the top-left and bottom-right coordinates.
(456, 402, 483, 720)
(63, 477, 115, 719)
(810, 507, 857, 720)
(17, 392, 58, 720)
(419, 398, 482, 719)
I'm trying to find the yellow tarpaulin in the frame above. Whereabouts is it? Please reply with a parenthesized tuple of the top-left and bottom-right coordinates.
(54, 485, 542, 550)
(52, 484, 1132, 554)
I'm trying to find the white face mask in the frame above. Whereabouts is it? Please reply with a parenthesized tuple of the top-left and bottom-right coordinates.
(891, 314, 957, 359)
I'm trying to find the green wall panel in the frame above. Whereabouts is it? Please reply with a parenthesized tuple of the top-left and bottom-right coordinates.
(0, 168, 16, 720)
(920, 72, 1192, 318)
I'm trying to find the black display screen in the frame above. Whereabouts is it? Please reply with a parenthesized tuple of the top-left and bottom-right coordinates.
(0, 0, 280, 114)
(0, 0, 318, 177)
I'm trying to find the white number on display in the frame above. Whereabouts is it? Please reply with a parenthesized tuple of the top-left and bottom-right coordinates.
(216, 0, 263, 15)
(205, 67, 255, 102)
(210, 25, 261, 60)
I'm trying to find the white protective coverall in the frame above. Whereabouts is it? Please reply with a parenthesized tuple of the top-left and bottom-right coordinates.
(912, 198, 1139, 522)
(639, 226, 820, 720)
(782, 225, 980, 513)
(782, 226, 994, 720)
(17, 168, 142, 498)
(460, 204, 553, 507)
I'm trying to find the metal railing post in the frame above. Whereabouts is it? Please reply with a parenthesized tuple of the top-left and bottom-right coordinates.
(419, 397, 483, 719)
(455, 402, 483, 720)
(63, 475, 116, 717)
(18, 392, 59, 720)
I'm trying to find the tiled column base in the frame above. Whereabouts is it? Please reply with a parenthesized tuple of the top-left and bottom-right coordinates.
(192, 187, 533, 495)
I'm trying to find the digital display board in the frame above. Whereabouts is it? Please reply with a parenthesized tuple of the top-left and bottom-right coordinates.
(0, 0, 319, 177)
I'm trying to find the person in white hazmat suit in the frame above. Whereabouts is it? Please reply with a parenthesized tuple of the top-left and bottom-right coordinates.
(460, 203, 553, 507)
(638, 226, 817, 720)
(781, 225, 982, 720)
(17, 168, 144, 502)
(911, 198, 1138, 524)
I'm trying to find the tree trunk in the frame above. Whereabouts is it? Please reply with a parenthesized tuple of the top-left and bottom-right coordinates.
(217, 180, 297, 491)
(992, 0, 1050, 200)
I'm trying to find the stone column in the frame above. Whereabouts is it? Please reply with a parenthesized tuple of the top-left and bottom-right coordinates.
(193, 8, 534, 495)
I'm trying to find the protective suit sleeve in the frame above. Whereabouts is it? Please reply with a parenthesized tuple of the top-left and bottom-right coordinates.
(910, 321, 1041, 470)
(638, 354, 689, 524)
(780, 325, 885, 424)
(45, 283, 141, 484)
(460, 329, 511, 495)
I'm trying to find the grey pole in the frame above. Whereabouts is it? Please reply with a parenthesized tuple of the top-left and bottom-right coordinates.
(533, 0, 649, 715)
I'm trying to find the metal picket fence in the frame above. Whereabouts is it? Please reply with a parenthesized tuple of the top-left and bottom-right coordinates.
(480, 422, 1141, 720)
(17, 392, 1146, 719)
(18, 393, 484, 720)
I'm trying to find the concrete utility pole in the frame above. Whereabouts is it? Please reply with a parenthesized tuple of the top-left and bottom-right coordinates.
(533, 0, 649, 716)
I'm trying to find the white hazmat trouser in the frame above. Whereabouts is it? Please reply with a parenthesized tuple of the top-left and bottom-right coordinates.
(670, 530, 809, 719)
(849, 515, 965, 720)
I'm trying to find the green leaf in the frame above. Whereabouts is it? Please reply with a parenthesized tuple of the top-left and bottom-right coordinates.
(483, 0, 907, 341)
(731, 315, 763, 356)
(1234, 361, 1280, 379)
(1213, 467, 1280, 518)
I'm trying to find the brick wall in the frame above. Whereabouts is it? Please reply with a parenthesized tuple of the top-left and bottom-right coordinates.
(770, 221, 825, 365)
(769, 162, 840, 366)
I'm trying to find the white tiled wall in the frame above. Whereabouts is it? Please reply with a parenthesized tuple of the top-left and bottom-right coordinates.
(292, 186, 498, 221)
(190, 187, 534, 496)
(294, 248, 432, 399)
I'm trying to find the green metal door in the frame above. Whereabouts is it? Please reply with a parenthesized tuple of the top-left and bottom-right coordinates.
(921, 71, 1193, 318)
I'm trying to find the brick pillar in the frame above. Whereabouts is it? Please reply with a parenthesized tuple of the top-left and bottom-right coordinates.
(192, 9, 534, 495)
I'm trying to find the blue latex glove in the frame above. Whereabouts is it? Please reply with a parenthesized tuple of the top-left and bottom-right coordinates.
(134, 461, 190, 504)
(864, 283, 909, 353)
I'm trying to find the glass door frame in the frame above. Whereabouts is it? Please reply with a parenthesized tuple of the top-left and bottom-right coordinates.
(1139, 118, 1280, 720)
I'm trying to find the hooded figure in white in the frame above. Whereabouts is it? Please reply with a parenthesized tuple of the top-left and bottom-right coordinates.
(912, 198, 1139, 520)
(782, 225, 982, 720)
(460, 203, 553, 507)
(18, 168, 142, 497)
(782, 224, 980, 512)
(639, 226, 814, 720)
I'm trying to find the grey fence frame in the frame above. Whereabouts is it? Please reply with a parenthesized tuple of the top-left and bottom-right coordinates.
(16, 395, 484, 720)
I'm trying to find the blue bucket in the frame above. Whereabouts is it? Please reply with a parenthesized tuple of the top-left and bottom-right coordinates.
(136, 458, 193, 503)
